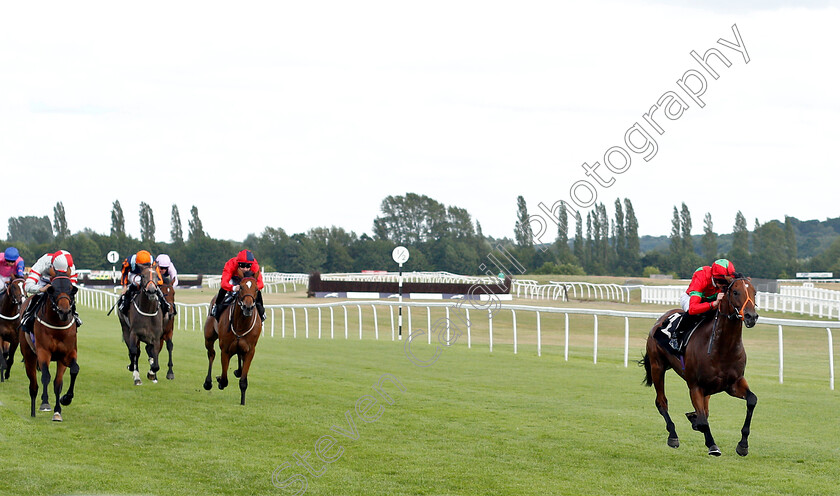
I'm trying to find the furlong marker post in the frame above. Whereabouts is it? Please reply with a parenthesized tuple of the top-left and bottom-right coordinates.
(392, 246, 410, 340)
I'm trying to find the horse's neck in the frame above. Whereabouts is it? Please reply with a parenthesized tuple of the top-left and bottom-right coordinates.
(135, 290, 158, 312)
(712, 315, 744, 356)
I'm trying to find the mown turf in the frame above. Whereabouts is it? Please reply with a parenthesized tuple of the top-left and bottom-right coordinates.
(0, 297, 837, 496)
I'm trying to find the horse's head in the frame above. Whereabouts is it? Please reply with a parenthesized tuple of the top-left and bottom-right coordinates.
(236, 272, 259, 317)
(140, 264, 159, 300)
(5, 277, 26, 307)
(722, 274, 758, 328)
(48, 273, 77, 322)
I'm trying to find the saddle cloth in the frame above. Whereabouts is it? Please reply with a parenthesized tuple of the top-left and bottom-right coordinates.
(654, 312, 707, 356)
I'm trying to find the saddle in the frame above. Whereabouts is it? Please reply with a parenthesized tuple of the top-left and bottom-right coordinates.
(654, 311, 708, 356)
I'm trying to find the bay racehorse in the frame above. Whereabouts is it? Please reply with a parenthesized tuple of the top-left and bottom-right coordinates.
(118, 264, 165, 385)
(0, 277, 25, 381)
(159, 278, 176, 380)
(641, 274, 759, 456)
(203, 272, 262, 405)
(19, 273, 80, 421)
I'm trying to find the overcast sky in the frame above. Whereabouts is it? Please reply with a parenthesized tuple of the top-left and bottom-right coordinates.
(2, 1, 838, 244)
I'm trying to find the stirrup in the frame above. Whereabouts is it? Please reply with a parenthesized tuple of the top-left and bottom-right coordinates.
(75, 314, 83, 328)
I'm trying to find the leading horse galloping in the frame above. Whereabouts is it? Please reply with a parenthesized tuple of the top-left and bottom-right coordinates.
(19, 273, 80, 421)
(0, 277, 25, 381)
(203, 272, 262, 405)
(119, 264, 165, 386)
(641, 274, 759, 456)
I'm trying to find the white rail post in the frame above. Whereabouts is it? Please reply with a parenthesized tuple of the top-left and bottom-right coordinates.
(343, 306, 348, 339)
(389, 306, 395, 341)
(624, 317, 629, 367)
(537, 311, 541, 358)
(372, 305, 378, 340)
(330, 307, 334, 339)
(593, 315, 599, 364)
(282, 308, 286, 338)
(426, 306, 432, 345)
(564, 313, 569, 362)
(358, 305, 363, 340)
(466, 307, 471, 349)
(292, 308, 297, 338)
(512, 310, 517, 355)
(445, 306, 450, 345)
(318, 308, 322, 339)
(488, 308, 493, 353)
(778, 325, 783, 384)
(271, 308, 275, 337)
(828, 328, 835, 391)
(304, 308, 309, 339)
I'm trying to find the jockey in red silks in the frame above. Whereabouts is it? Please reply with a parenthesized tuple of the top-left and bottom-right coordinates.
(210, 249, 265, 321)
(20, 250, 82, 332)
(680, 259, 737, 315)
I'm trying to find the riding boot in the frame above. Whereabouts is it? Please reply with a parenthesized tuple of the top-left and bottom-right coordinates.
(156, 288, 171, 315)
(211, 288, 227, 320)
(19, 293, 42, 334)
(72, 301, 83, 328)
(256, 290, 266, 322)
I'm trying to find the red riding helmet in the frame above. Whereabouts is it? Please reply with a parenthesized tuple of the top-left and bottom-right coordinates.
(711, 259, 735, 280)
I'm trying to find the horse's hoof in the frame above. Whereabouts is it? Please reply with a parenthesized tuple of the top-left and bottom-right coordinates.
(166, 372, 174, 380)
(134, 379, 142, 386)
(52, 412, 63, 422)
(147, 371, 156, 381)
(667, 437, 680, 448)
(59, 394, 73, 406)
(234, 369, 242, 378)
(39, 403, 51, 412)
(203, 380, 212, 391)
(736, 442, 749, 457)
(708, 445, 721, 456)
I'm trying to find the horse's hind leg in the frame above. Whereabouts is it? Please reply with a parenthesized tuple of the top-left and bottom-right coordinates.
(165, 339, 174, 380)
(688, 387, 720, 456)
(728, 377, 757, 456)
(650, 355, 679, 448)
(52, 362, 66, 422)
(0, 343, 7, 383)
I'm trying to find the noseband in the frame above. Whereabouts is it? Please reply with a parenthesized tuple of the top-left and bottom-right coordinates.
(47, 276, 74, 320)
(724, 277, 756, 321)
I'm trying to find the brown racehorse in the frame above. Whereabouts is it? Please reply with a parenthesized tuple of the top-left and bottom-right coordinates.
(203, 272, 262, 405)
(159, 278, 176, 380)
(19, 273, 80, 421)
(0, 277, 25, 381)
(641, 274, 759, 456)
(118, 264, 165, 385)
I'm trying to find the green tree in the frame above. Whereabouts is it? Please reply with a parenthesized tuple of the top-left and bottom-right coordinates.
(680, 203, 693, 256)
(110, 200, 126, 238)
(669, 206, 681, 270)
(188, 206, 205, 241)
(573, 211, 584, 264)
(53, 202, 70, 240)
(514, 195, 533, 247)
(784, 216, 798, 276)
(8, 216, 53, 244)
(702, 212, 717, 261)
(613, 199, 626, 272)
(729, 211, 750, 268)
(139, 202, 155, 244)
(170, 204, 183, 244)
(752, 221, 787, 278)
(446, 206, 475, 238)
(624, 199, 640, 273)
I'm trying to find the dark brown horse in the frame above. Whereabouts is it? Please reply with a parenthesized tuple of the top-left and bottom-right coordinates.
(203, 273, 262, 405)
(641, 274, 759, 456)
(19, 273, 80, 421)
(0, 277, 25, 381)
(118, 264, 165, 385)
(159, 279, 176, 380)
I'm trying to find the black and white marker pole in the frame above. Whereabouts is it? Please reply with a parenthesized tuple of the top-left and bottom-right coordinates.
(107, 250, 120, 285)
(392, 246, 410, 340)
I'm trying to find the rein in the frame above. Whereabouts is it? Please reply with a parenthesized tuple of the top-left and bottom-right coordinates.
(708, 277, 753, 355)
(228, 297, 257, 339)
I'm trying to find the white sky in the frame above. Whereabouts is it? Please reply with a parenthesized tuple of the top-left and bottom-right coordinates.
(1, 1, 838, 243)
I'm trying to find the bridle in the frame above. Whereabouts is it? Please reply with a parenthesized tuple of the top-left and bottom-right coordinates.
(0, 278, 24, 320)
(229, 278, 258, 339)
(723, 277, 756, 321)
(45, 276, 75, 323)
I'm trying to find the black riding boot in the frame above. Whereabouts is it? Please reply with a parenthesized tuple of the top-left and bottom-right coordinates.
(20, 292, 43, 335)
(156, 288, 171, 315)
(256, 290, 266, 322)
(72, 301, 82, 327)
(211, 288, 228, 320)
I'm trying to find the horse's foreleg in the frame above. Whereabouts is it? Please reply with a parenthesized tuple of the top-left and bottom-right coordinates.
(0, 344, 7, 383)
(39, 361, 52, 412)
(729, 377, 757, 457)
(234, 353, 243, 378)
(60, 358, 79, 407)
(23, 344, 37, 417)
(52, 362, 66, 421)
(238, 348, 257, 406)
(128, 335, 141, 386)
(688, 387, 719, 456)
(145, 342, 160, 382)
(165, 339, 174, 380)
(203, 338, 216, 391)
(5, 340, 17, 380)
(217, 348, 231, 390)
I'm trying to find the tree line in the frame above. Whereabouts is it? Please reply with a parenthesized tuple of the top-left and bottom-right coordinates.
(1, 195, 824, 279)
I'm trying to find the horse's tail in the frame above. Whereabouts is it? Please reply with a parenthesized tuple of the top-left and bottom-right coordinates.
(638, 353, 653, 387)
